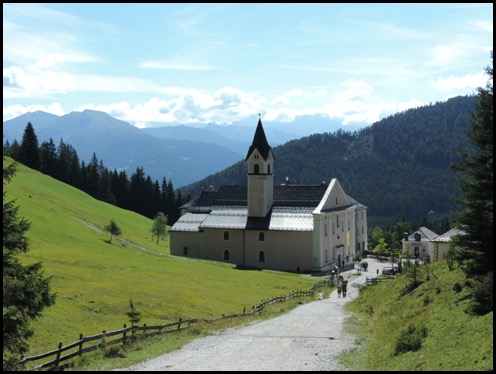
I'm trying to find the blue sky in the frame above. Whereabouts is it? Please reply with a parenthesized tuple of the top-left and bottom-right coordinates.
(3, 3, 493, 128)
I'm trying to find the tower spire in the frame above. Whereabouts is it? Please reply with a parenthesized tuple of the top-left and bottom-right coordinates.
(245, 115, 272, 161)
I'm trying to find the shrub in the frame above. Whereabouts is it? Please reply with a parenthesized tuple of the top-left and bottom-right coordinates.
(104, 345, 127, 359)
(394, 325, 428, 355)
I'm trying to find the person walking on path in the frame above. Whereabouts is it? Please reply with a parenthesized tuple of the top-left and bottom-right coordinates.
(342, 279, 348, 297)
(337, 276, 343, 298)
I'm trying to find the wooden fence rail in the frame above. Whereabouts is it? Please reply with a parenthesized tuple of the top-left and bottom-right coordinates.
(18, 278, 336, 370)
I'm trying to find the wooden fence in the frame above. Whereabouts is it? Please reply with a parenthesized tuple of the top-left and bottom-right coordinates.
(18, 278, 335, 370)
(365, 275, 396, 285)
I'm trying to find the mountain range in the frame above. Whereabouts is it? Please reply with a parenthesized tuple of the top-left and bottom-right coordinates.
(3, 111, 359, 188)
(3, 95, 477, 230)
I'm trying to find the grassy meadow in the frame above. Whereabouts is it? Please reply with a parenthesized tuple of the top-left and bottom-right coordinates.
(342, 260, 493, 371)
(4, 159, 321, 367)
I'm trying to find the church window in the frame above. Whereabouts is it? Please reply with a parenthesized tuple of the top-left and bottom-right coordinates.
(268, 164, 271, 174)
(254, 164, 260, 174)
(223, 249, 230, 261)
(223, 231, 230, 240)
(325, 224, 327, 236)
(259, 251, 265, 262)
(258, 232, 265, 241)
(336, 196, 338, 205)
(336, 215, 339, 227)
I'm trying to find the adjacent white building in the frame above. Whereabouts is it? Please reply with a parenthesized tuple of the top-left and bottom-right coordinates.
(401, 226, 462, 263)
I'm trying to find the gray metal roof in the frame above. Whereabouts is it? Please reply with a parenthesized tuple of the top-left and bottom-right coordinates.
(200, 206, 314, 231)
(169, 213, 208, 232)
(173, 183, 365, 233)
(434, 228, 462, 242)
(408, 226, 439, 241)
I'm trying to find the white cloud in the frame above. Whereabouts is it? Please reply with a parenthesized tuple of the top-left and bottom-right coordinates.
(432, 70, 488, 91)
(470, 20, 493, 32)
(3, 102, 66, 121)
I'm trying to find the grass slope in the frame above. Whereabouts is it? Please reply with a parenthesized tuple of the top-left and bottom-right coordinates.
(342, 261, 493, 371)
(4, 159, 319, 362)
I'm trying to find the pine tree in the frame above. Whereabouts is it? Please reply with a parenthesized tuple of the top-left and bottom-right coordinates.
(18, 122, 40, 170)
(451, 51, 493, 314)
(3, 156, 56, 369)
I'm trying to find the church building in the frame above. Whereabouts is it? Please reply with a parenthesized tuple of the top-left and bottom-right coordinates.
(169, 118, 368, 273)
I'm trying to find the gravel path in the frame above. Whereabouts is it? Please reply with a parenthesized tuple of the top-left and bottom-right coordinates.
(115, 259, 384, 371)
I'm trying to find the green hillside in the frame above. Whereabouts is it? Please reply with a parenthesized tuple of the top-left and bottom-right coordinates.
(3, 158, 318, 360)
(343, 261, 493, 371)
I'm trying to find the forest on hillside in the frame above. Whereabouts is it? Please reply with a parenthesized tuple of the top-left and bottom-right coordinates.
(179, 95, 478, 231)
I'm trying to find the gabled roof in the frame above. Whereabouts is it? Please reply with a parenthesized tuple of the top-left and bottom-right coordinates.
(433, 227, 463, 242)
(408, 226, 439, 241)
(245, 119, 272, 161)
(172, 181, 366, 233)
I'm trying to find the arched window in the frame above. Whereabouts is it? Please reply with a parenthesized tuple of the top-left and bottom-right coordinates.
(223, 231, 229, 240)
(254, 164, 260, 174)
(268, 164, 271, 174)
(258, 251, 265, 262)
(258, 232, 265, 241)
(223, 249, 230, 261)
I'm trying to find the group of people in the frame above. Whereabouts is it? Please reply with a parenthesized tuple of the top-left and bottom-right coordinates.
(337, 275, 348, 298)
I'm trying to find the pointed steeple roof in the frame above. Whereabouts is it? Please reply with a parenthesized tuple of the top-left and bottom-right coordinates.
(245, 118, 272, 161)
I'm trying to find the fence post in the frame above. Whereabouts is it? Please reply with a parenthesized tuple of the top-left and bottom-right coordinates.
(143, 323, 147, 335)
(102, 330, 107, 348)
(178, 317, 182, 330)
(123, 324, 127, 344)
(55, 342, 62, 369)
(78, 334, 83, 356)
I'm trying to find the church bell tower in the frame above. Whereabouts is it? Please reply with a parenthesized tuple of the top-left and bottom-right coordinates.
(245, 116, 274, 217)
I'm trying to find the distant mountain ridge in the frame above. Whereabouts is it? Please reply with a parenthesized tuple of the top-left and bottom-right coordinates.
(3, 110, 365, 187)
(3, 110, 246, 187)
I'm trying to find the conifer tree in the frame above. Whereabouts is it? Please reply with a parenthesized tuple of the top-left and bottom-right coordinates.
(18, 122, 40, 170)
(451, 51, 493, 314)
(3, 156, 55, 369)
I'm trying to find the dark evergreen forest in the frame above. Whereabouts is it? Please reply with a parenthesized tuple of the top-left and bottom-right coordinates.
(179, 95, 478, 232)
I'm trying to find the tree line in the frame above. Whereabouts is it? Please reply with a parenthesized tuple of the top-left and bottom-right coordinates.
(4, 127, 187, 226)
